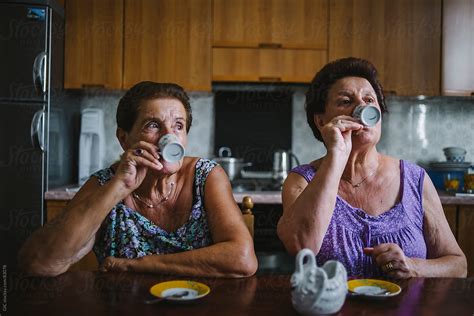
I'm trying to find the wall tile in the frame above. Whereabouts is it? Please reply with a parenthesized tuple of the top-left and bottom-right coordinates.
(70, 89, 474, 183)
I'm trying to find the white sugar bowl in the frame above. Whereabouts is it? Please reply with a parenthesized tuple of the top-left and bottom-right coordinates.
(291, 248, 348, 315)
(443, 147, 467, 163)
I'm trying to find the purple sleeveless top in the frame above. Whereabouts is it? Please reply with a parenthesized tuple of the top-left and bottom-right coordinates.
(290, 160, 427, 278)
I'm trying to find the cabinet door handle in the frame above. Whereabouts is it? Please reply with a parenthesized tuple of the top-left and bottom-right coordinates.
(258, 43, 282, 48)
(259, 77, 281, 82)
(82, 84, 105, 89)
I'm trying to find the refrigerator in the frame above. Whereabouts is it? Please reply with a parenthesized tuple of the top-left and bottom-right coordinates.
(0, 0, 64, 269)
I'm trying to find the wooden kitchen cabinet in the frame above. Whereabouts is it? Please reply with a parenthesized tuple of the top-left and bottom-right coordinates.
(442, 0, 474, 96)
(213, 0, 328, 49)
(64, 0, 123, 89)
(329, 0, 441, 96)
(458, 206, 474, 277)
(46, 200, 99, 271)
(442, 204, 474, 277)
(443, 205, 458, 238)
(213, 47, 326, 83)
(123, 0, 212, 91)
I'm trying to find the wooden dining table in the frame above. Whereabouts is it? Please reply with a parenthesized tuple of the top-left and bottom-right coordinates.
(6, 271, 474, 315)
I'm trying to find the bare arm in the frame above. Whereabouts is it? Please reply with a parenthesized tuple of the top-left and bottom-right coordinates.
(277, 116, 362, 256)
(17, 177, 129, 276)
(367, 173, 467, 279)
(18, 140, 163, 276)
(410, 173, 467, 277)
(101, 166, 258, 278)
(277, 155, 346, 256)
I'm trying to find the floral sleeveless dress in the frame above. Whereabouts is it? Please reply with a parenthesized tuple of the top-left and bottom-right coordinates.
(92, 158, 216, 264)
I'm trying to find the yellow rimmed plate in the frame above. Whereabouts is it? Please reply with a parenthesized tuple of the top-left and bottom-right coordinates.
(149, 280, 210, 302)
(348, 279, 401, 298)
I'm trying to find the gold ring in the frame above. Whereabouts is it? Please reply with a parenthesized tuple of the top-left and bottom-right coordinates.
(383, 261, 394, 272)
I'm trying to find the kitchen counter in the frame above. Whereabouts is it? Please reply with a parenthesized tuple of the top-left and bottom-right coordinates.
(436, 191, 474, 205)
(45, 187, 283, 204)
(45, 187, 474, 205)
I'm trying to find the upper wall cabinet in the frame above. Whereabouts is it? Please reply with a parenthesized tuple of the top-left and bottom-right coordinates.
(213, 0, 328, 49)
(213, 48, 327, 82)
(123, 0, 212, 91)
(329, 0, 441, 96)
(64, 0, 123, 89)
(212, 0, 328, 83)
(443, 0, 474, 96)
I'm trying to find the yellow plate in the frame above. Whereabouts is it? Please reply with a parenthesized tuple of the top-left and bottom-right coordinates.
(348, 279, 401, 298)
(150, 280, 210, 301)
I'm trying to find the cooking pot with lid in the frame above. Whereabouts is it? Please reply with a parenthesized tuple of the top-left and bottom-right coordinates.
(213, 147, 252, 181)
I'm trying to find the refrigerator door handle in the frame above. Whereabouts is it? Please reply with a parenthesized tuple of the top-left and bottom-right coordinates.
(33, 52, 47, 96)
(31, 109, 45, 151)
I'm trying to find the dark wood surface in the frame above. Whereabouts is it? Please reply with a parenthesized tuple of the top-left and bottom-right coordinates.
(7, 271, 474, 315)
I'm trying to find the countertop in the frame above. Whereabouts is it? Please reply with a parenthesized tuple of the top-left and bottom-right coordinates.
(45, 186, 283, 204)
(45, 186, 474, 205)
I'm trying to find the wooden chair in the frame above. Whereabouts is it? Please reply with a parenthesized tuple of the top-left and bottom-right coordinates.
(47, 196, 255, 271)
(241, 196, 254, 238)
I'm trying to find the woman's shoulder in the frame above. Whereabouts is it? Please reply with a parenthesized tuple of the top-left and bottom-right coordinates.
(181, 157, 218, 183)
(183, 156, 218, 171)
(290, 160, 319, 183)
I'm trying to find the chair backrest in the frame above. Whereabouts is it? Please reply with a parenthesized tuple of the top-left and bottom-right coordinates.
(241, 196, 254, 238)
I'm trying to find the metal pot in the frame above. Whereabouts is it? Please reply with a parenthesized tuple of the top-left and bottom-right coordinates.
(214, 147, 251, 181)
(272, 150, 300, 182)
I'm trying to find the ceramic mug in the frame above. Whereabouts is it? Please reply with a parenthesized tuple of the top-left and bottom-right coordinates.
(352, 104, 381, 127)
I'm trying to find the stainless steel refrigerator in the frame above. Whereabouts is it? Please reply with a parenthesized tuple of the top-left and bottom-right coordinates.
(0, 0, 64, 269)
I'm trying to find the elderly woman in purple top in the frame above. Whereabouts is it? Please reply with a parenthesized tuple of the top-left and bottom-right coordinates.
(277, 58, 467, 279)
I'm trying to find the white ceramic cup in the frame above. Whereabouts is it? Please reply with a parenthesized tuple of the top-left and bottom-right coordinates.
(352, 104, 381, 127)
(158, 134, 185, 162)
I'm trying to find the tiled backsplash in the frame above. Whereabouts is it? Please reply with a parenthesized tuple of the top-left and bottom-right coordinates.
(293, 94, 474, 168)
(73, 90, 215, 167)
(65, 89, 474, 175)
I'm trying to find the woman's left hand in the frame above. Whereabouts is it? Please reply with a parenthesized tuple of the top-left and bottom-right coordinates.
(100, 256, 130, 272)
(364, 244, 416, 279)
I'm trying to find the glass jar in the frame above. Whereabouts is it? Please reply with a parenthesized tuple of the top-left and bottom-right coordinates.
(464, 173, 474, 193)
(443, 173, 462, 192)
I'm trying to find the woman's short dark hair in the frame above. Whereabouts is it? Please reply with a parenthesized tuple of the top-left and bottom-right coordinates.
(116, 81, 192, 133)
(305, 57, 387, 142)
